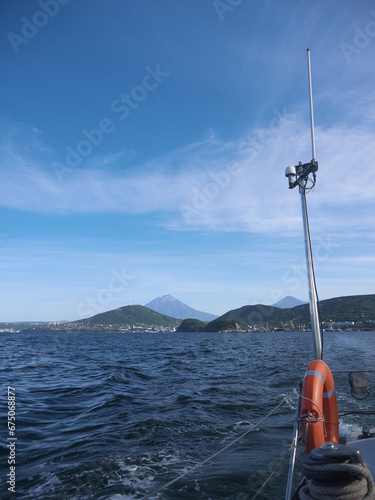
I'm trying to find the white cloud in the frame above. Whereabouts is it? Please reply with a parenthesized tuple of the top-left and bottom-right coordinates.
(0, 109, 374, 239)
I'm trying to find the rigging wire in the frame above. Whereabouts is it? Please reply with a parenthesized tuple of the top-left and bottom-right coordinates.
(251, 468, 277, 500)
(301, 179, 324, 358)
(141, 390, 295, 500)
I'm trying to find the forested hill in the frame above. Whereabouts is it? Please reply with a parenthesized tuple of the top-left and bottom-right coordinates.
(80, 305, 180, 327)
(219, 294, 375, 327)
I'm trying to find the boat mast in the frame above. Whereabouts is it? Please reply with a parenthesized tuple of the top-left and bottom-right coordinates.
(285, 49, 322, 360)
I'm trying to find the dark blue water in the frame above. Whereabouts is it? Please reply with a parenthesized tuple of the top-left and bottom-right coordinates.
(1, 331, 375, 499)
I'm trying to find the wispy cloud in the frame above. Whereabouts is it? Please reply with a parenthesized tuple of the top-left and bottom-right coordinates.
(1, 107, 374, 239)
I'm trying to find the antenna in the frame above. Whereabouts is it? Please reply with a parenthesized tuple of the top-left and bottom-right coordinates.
(307, 48, 316, 162)
(283, 50, 322, 361)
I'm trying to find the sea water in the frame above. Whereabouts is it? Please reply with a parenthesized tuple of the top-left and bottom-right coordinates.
(1, 331, 375, 499)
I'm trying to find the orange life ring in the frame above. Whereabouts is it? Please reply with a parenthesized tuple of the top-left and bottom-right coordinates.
(300, 360, 339, 454)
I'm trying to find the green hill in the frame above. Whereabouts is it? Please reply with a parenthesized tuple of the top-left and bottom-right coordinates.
(217, 294, 375, 328)
(220, 304, 282, 326)
(176, 318, 248, 333)
(80, 305, 180, 327)
(201, 319, 248, 332)
(176, 318, 207, 332)
(315, 294, 375, 323)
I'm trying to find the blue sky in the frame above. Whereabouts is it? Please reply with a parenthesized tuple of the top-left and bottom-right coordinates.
(1, 0, 375, 321)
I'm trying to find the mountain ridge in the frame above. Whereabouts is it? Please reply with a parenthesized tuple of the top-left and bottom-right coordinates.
(273, 296, 306, 309)
(145, 294, 218, 322)
(11, 293, 375, 333)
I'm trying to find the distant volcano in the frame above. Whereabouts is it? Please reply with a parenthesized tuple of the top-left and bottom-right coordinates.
(145, 295, 218, 322)
(273, 296, 306, 309)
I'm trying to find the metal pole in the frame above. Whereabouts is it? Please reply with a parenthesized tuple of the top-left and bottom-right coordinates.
(300, 184, 322, 359)
(307, 49, 316, 161)
(285, 391, 301, 500)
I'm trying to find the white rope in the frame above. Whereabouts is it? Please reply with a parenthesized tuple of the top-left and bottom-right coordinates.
(296, 391, 324, 419)
(251, 431, 297, 499)
(251, 468, 277, 500)
(294, 388, 327, 448)
(141, 390, 295, 500)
